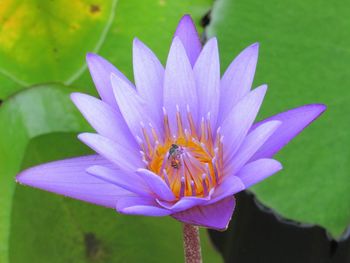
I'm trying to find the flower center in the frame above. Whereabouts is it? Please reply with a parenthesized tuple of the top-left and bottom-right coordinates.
(137, 107, 223, 199)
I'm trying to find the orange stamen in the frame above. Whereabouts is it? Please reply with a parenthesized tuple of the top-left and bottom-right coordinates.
(139, 108, 224, 199)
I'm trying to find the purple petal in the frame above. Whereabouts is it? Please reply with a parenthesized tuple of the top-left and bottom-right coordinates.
(157, 195, 210, 212)
(193, 38, 220, 128)
(78, 133, 143, 171)
(16, 155, 133, 208)
(220, 85, 267, 162)
(236, 158, 282, 188)
(116, 196, 172, 216)
(86, 165, 151, 197)
(71, 93, 137, 151)
(219, 43, 259, 123)
(136, 169, 176, 201)
(133, 38, 164, 129)
(164, 37, 198, 133)
(86, 53, 131, 108)
(111, 73, 161, 138)
(173, 14, 202, 66)
(207, 176, 245, 205)
(172, 196, 235, 230)
(225, 120, 281, 173)
(249, 104, 326, 161)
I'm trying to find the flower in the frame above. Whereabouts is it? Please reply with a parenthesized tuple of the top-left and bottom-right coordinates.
(16, 15, 326, 230)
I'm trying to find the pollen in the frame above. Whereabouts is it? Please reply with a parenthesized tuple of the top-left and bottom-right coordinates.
(137, 106, 224, 199)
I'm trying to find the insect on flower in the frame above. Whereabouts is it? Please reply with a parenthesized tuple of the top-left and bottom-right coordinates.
(168, 144, 182, 169)
(16, 14, 326, 230)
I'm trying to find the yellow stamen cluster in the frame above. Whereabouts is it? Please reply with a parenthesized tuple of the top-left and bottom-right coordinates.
(138, 107, 223, 199)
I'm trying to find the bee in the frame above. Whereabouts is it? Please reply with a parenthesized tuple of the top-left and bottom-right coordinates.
(168, 144, 182, 169)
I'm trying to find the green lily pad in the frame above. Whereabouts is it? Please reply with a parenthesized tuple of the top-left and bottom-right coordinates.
(0, 84, 90, 263)
(207, 0, 349, 237)
(9, 133, 221, 263)
(0, 0, 117, 98)
(0, 0, 213, 99)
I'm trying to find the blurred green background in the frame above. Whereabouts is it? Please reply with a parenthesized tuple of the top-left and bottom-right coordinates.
(0, 0, 349, 262)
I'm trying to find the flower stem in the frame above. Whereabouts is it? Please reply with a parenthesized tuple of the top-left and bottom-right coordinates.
(182, 224, 202, 263)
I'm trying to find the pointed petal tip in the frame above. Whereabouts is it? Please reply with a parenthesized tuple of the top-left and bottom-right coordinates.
(249, 103, 327, 161)
(254, 84, 268, 94)
(259, 158, 284, 172)
(240, 42, 259, 54)
(85, 164, 99, 174)
(15, 166, 41, 186)
(70, 92, 96, 108)
(286, 103, 327, 119)
(266, 159, 283, 178)
(182, 14, 192, 19)
(86, 52, 95, 59)
(175, 15, 195, 36)
(251, 42, 260, 49)
(110, 72, 133, 97)
(69, 92, 85, 104)
(85, 165, 107, 182)
(15, 172, 25, 184)
(132, 37, 159, 60)
(237, 42, 259, 62)
(77, 132, 103, 148)
(173, 14, 201, 66)
(110, 71, 129, 84)
(110, 72, 120, 83)
(171, 35, 182, 46)
(86, 52, 101, 63)
(272, 159, 283, 171)
(70, 92, 78, 100)
(77, 132, 92, 143)
(312, 103, 327, 113)
(233, 42, 259, 58)
(86, 53, 100, 69)
(136, 169, 176, 202)
(132, 37, 143, 48)
(166, 36, 188, 65)
(303, 104, 327, 119)
(14, 167, 38, 187)
(270, 120, 283, 127)
(205, 37, 218, 48)
(136, 168, 148, 174)
(178, 14, 195, 26)
(110, 72, 116, 81)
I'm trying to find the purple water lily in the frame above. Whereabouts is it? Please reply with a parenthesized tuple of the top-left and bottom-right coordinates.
(16, 15, 325, 230)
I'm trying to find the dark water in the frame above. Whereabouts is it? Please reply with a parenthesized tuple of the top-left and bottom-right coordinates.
(209, 191, 350, 263)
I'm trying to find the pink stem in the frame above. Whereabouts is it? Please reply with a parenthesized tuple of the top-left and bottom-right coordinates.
(182, 224, 202, 263)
